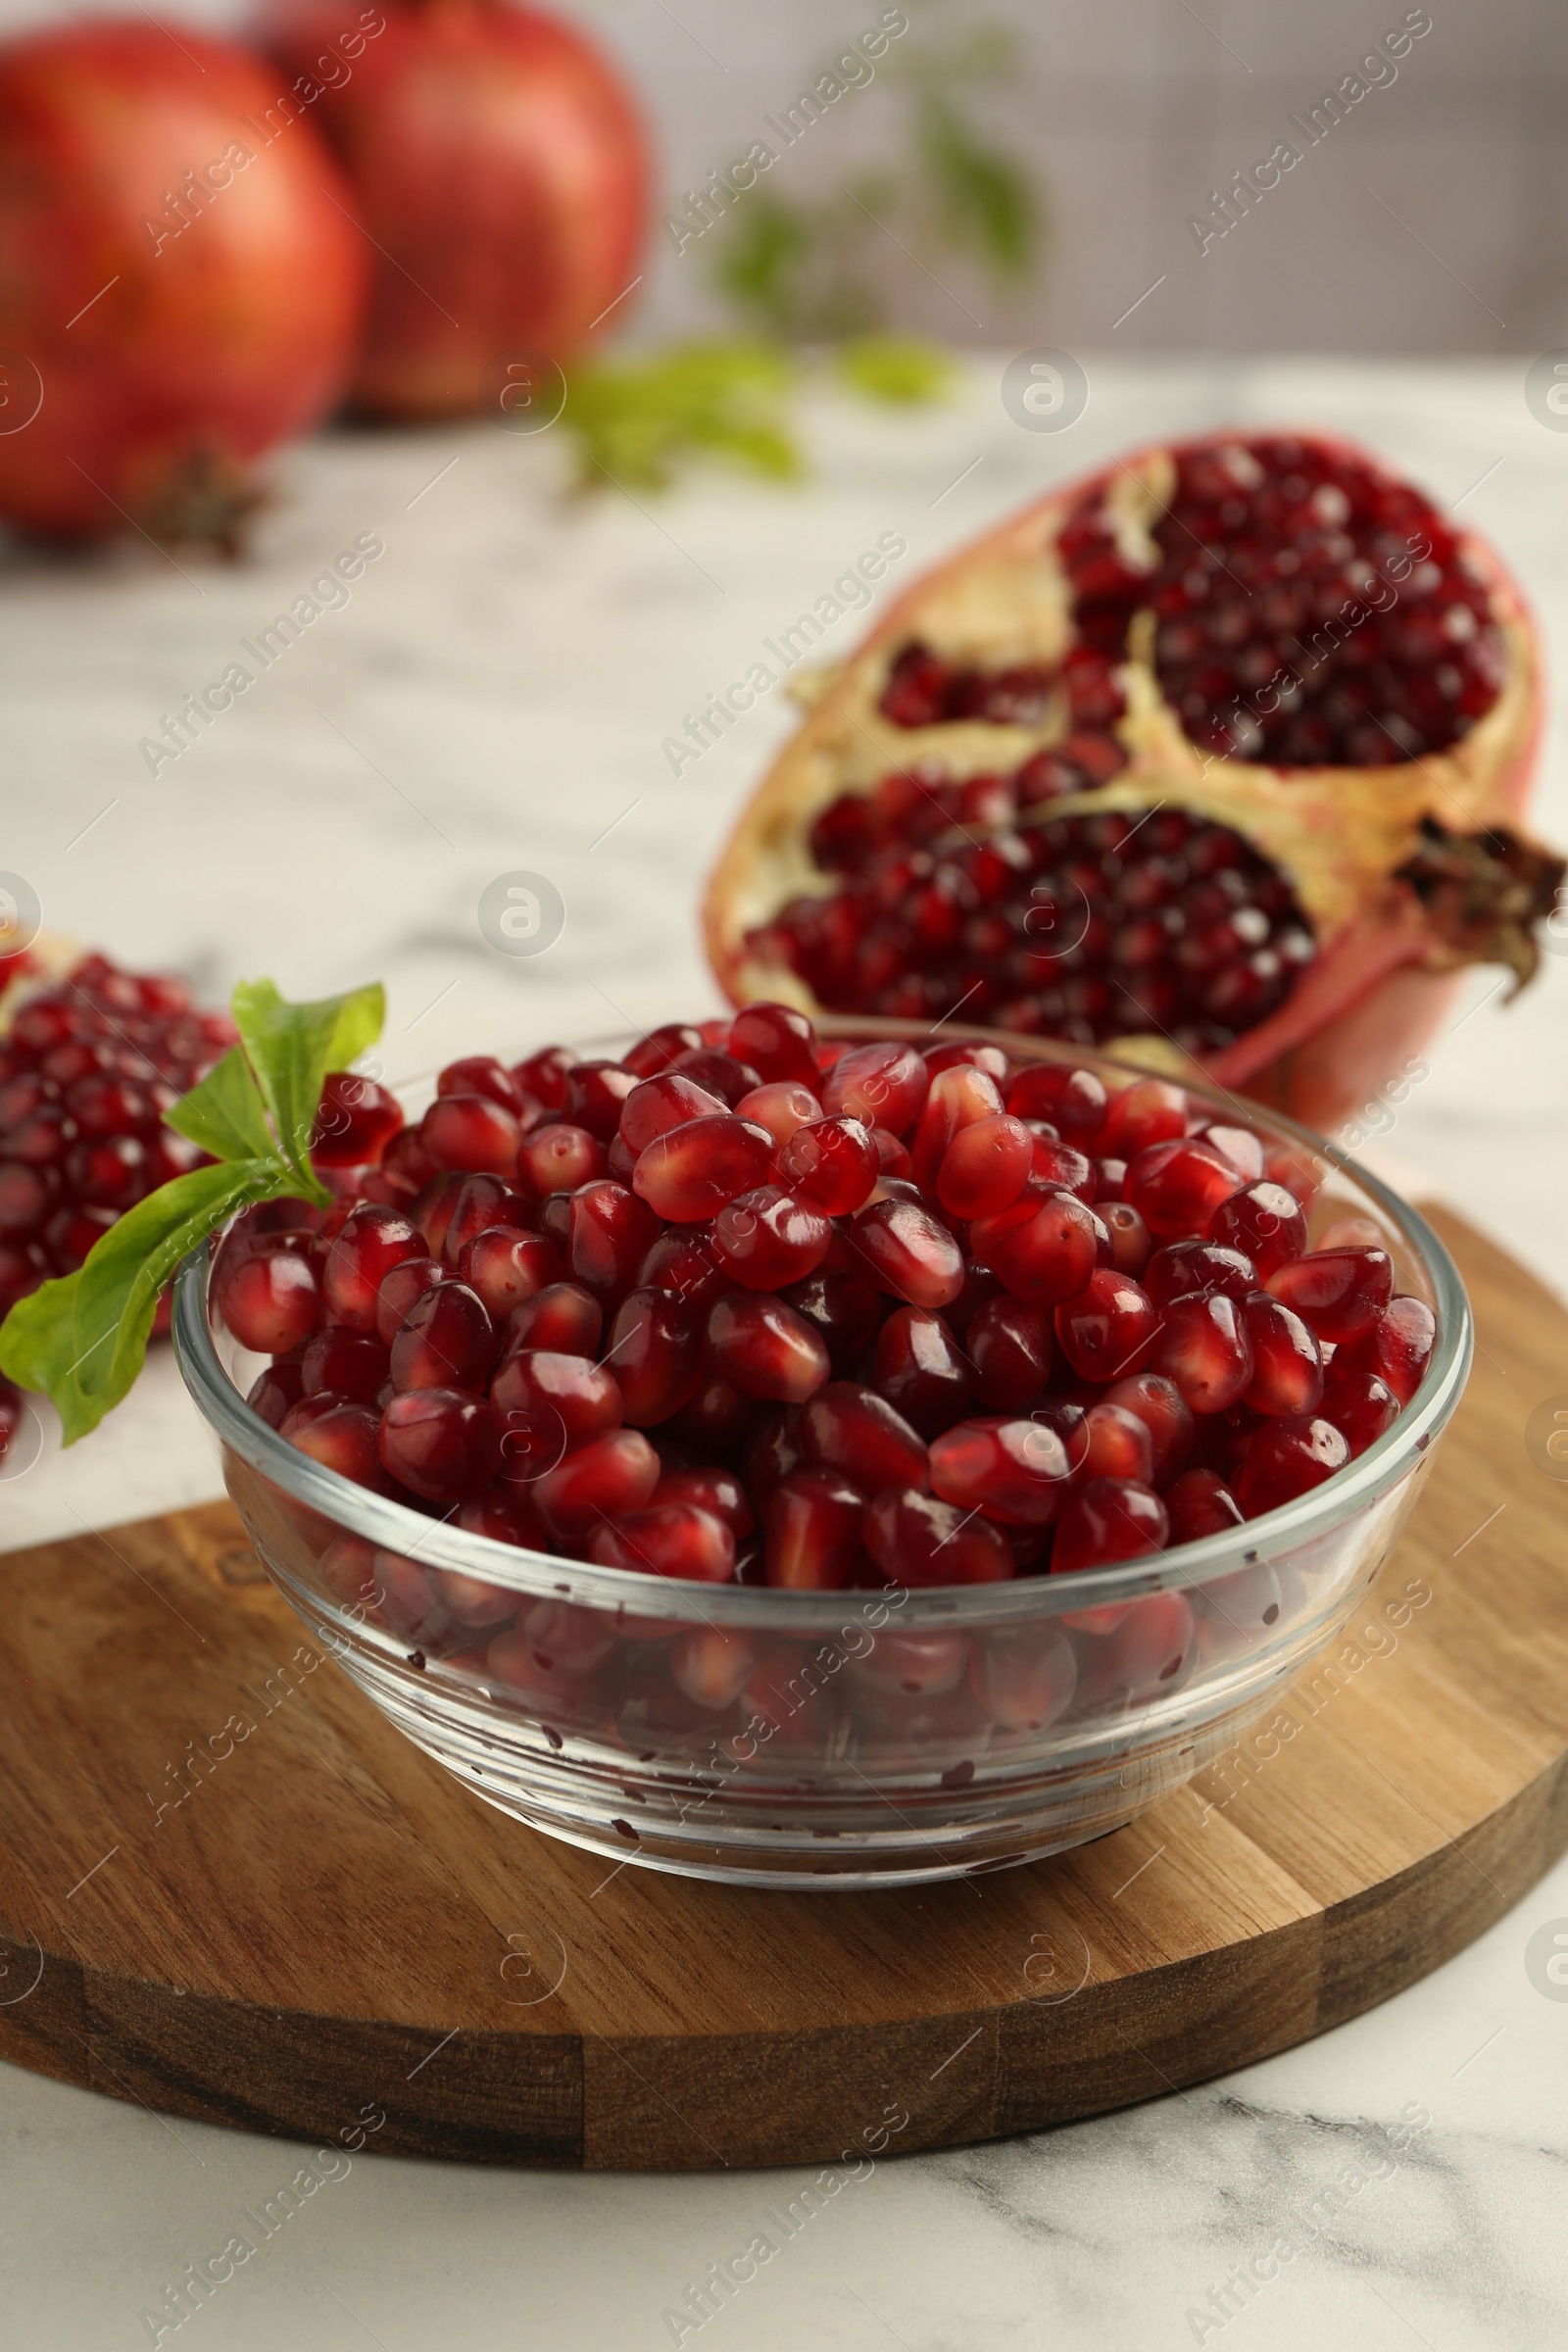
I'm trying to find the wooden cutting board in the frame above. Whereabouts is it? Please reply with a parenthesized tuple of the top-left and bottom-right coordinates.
(1, 1206, 1564, 2171)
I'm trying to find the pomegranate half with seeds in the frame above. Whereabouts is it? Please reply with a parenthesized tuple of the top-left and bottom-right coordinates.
(706, 430, 1562, 1129)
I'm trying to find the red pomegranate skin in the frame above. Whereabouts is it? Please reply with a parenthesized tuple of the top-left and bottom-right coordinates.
(264, 0, 649, 419)
(0, 21, 368, 539)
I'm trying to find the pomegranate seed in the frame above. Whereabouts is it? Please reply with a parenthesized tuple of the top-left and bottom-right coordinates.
(911, 1063, 1004, 1190)
(1102, 1078, 1187, 1158)
(607, 1289, 702, 1424)
(766, 1468, 865, 1589)
(820, 1040, 928, 1135)
(1101, 1373, 1194, 1486)
(218, 1238, 321, 1353)
(1333, 1294, 1435, 1403)
(619, 1071, 730, 1156)
(1128, 1136, 1241, 1238)
(1054, 1268, 1159, 1383)
(439, 1054, 522, 1112)
(505, 1281, 602, 1357)
(669, 1049, 763, 1109)
(926, 1040, 1009, 1084)
(491, 1348, 623, 1445)
(710, 1184, 830, 1289)
(1318, 1215, 1386, 1252)
(778, 1268, 883, 1372)
(1208, 1181, 1306, 1276)
(1320, 1367, 1400, 1456)
(0, 1161, 56, 1234)
(1241, 1293, 1324, 1417)
(533, 1428, 660, 1538)
(853, 1626, 970, 1702)
(590, 1502, 735, 1583)
(872, 1305, 972, 1437)
(776, 1115, 878, 1215)
(247, 1358, 304, 1429)
(847, 1197, 963, 1310)
(633, 1115, 775, 1222)
(301, 1326, 389, 1404)
(420, 1092, 522, 1177)
(1145, 1238, 1256, 1306)
(1099, 1200, 1152, 1276)
(1235, 1414, 1349, 1515)
(654, 1465, 756, 1540)
(1082, 1400, 1154, 1485)
(800, 1380, 929, 1492)
(1166, 1466, 1245, 1543)
(569, 1180, 661, 1298)
(1073, 1591, 1196, 1697)
(513, 1044, 577, 1108)
(974, 1189, 1102, 1305)
(869, 1127, 913, 1180)
(322, 1204, 426, 1333)
(1005, 1063, 1108, 1149)
(864, 1488, 1013, 1586)
(624, 1023, 707, 1080)
(1053, 1477, 1168, 1576)
(1153, 1292, 1254, 1412)
(743, 1406, 804, 1505)
(458, 1227, 564, 1318)
(670, 1625, 763, 1708)
(389, 1281, 495, 1393)
(1027, 1134, 1097, 1201)
(706, 1292, 831, 1402)
(937, 1113, 1034, 1219)
(311, 1070, 405, 1167)
(517, 1122, 607, 1197)
(378, 1387, 502, 1499)
(972, 1626, 1076, 1732)
(636, 1225, 726, 1310)
(727, 1001, 820, 1087)
(734, 1081, 822, 1148)
(967, 1296, 1053, 1410)
(928, 1415, 1078, 1525)
(440, 1175, 531, 1266)
(1266, 1248, 1394, 1342)
(44, 1202, 116, 1274)
(68, 1134, 147, 1209)
(564, 1060, 639, 1140)
(381, 1125, 436, 1201)
(374, 1254, 444, 1347)
(666, 1372, 754, 1459)
(282, 1396, 391, 1491)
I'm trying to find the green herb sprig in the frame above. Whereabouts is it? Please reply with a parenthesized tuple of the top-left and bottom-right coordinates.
(0, 977, 383, 1444)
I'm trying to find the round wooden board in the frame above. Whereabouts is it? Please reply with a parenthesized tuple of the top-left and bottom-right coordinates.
(2, 1205, 1566, 2171)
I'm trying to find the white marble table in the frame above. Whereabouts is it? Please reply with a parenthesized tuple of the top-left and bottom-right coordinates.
(4, 358, 1567, 2349)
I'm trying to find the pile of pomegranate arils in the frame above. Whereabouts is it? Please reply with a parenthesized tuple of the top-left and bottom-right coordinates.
(217, 1003, 1436, 1603)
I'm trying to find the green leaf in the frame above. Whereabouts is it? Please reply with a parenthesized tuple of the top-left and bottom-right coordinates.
(916, 95, 1038, 280)
(0, 1158, 278, 1444)
(564, 341, 804, 492)
(836, 335, 956, 406)
(165, 1045, 275, 1165)
(229, 978, 385, 1196)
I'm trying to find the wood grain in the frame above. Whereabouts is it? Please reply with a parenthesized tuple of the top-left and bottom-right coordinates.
(1, 1207, 1563, 2169)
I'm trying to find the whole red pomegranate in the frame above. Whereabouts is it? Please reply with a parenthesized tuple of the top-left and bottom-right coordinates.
(265, 0, 648, 420)
(707, 430, 1562, 1132)
(0, 20, 368, 543)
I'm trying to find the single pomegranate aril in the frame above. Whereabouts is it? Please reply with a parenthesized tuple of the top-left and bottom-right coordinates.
(1102, 1373, 1194, 1486)
(518, 1122, 607, 1197)
(735, 1081, 821, 1148)
(218, 1241, 320, 1353)
(458, 1227, 564, 1319)
(670, 1626, 762, 1708)
(378, 1387, 501, 1500)
(968, 1296, 1054, 1410)
(706, 1292, 831, 1402)
(1102, 1078, 1187, 1158)
(513, 1044, 576, 1110)
(619, 1071, 729, 1156)
(937, 1113, 1034, 1220)
(437, 1054, 523, 1113)
(1128, 1137, 1241, 1238)
(710, 1184, 830, 1289)
(665, 1371, 754, 1460)
(420, 1092, 522, 1178)
(1153, 1292, 1254, 1412)
(929, 1415, 1077, 1526)
(1053, 1477, 1169, 1576)
(1241, 1293, 1324, 1418)
(1334, 1294, 1436, 1403)
(322, 1204, 426, 1333)
(975, 1189, 1102, 1306)
(440, 1175, 531, 1267)
(301, 1326, 389, 1404)
(633, 1115, 775, 1222)
(564, 1060, 639, 1141)
(872, 1306, 972, 1437)
(766, 1468, 865, 1590)
(911, 1063, 1004, 1189)
(1099, 1199, 1152, 1276)
(743, 1406, 804, 1506)
(1054, 1268, 1159, 1383)
(847, 1197, 964, 1309)
(533, 1429, 661, 1538)
(655, 1465, 756, 1540)
(800, 1381, 929, 1493)
(569, 1180, 661, 1298)
(863, 1488, 1013, 1587)
(728, 1001, 820, 1087)
(1006, 1063, 1109, 1149)
(247, 1359, 304, 1429)
(973, 1626, 1077, 1733)
(505, 1282, 602, 1357)
(1145, 1238, 1256, 1307)
(311, 1070, 405, 1167)
(282, 1396, 390, 1491)
(624, 1023, 706, 1080)
(374, 1254, 444, 1347)
(1321, 1367, 1401, 1456)
(590, 1503, 736, 1584)
(820, 1041, 929, 1135)
(1166, 1466, 1245, 1543)
(389, 1281, 495, 1394)
(491, 1348, 623, 1446)
(669, 1049, 763, 1108)
(1082, 1400, 1154, 1485)
(1208, 1181, 1306, 1276)
(778, 1269, 884, 1373)
(1236, 1414, 1350, 1515)
(776, 1115, 878, 1215)
(607, 1289, 702, 1425)
(636, 1225, 726, 1311)
(1266, 1248, 1394, 1343)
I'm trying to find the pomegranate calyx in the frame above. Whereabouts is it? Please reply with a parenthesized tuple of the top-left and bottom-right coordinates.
(1396, 817, 1566, 993)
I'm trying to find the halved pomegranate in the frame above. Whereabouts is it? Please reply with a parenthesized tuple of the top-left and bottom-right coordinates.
(706, 430, 1561, 1129)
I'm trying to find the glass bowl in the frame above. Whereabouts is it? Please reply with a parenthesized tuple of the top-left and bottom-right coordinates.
(172, 1021, 1471, 1890)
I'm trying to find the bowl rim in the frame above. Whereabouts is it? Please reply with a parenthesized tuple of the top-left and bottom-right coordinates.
(172, 1018, 1473, 1633)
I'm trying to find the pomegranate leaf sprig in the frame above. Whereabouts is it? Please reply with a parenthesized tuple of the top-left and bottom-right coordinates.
(0, 977, 383, 1445)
